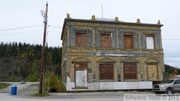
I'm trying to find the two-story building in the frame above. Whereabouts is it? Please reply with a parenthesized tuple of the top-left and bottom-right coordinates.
(61, 14, 164, 91)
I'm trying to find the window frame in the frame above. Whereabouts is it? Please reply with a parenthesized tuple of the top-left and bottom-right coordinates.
(145, 34, 155, 49)
(75, 30, 88, 47)
(124, 34, 133, 49)
(100, 32, 112, 48)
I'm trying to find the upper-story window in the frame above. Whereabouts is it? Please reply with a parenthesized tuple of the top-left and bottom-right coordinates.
(146, 35, 155, 49)
(76, 31, 87, 47)
(100, 33, 111, 48)
(124, 35, 133, 49)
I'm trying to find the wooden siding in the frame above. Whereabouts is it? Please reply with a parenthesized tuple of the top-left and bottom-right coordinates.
(76, 33, 87, 47)
(100, 64, 113, 80)
(147, 64, 158, 80)
(123, 63, 137, 79)
(124, 35, 133, 49)
(100, 34, 111, 48)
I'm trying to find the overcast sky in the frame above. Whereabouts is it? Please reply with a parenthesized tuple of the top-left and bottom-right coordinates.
(0, 0, 180, 68)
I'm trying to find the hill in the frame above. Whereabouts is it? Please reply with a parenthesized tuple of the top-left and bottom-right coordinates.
(0, 42, 61, 82)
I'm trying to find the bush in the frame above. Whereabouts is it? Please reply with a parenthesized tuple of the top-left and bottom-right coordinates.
(44, 71, 66, 93)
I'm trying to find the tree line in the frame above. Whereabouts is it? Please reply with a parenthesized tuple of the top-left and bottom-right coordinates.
(0, 42, 62, 82)
(0, 42, 62, 64)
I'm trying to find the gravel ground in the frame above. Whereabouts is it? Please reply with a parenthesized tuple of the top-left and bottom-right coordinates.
(0, 82, 154, 99)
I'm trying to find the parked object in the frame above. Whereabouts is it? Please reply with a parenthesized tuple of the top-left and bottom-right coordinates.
(10, 84, 17, 95)
(153, 78, 180, 94)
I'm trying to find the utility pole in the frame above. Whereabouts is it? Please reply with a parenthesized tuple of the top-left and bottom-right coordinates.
(39, 2, 48, 94)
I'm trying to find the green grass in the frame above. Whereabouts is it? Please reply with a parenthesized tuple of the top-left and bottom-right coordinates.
(31, 92, 50, 97)
(0, 83, 10, 90)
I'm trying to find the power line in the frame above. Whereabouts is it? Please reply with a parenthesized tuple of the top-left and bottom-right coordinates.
(0, 30, 43, 36)
(48, 25, 62, 28)
(0, 25, 43, 32)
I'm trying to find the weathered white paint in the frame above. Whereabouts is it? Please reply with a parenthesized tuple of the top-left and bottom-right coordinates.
(100, 82, 114, 90)
(66, 76, 152, 91)
(66, 76, 75, 91)
(76, 70, 86, 87)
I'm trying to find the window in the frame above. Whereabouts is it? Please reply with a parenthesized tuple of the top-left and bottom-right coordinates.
(123, 63, 137, 79)
(147, 63, 158, 80)
(146, 36, 154, 49)
(124, 35, 133, 49)
(174, 80, 180, 84)
(99, 64, 113, 80)
(100, 33, 111, 48)
(76, 31, 87, 47)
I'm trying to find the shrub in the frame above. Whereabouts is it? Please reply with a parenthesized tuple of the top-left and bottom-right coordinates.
(44, 71, 66, 93)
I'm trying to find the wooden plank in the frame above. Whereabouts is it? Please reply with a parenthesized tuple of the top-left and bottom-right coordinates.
(76, 33, 87, 47)
(147, 64, 158, 80)
(100, 34, 111, 47)
(124, 35, 133, 49)
(76, 33, 82, 46)
(75, 63, 87, 70)
(100, 64, 113, 80)
(123, 63, 137, 79)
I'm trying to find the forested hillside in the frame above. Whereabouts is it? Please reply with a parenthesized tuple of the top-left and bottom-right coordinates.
(164, 64, 180, 79)
(0, 42, 62, 82)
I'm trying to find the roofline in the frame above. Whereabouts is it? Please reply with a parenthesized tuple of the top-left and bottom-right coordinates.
(61, 18, 163, 40)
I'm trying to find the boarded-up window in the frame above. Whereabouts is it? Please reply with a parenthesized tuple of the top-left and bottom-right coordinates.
(147, 63, 158, 80)
(146, 36, 154, 49)
(75, 63, 87, 70)
(124, 35, 133, 49)
(76, 32, 87, 47)
(123, 63, 137, 79)
(100, 34, 111, 48)
(100, 64, 113, 80)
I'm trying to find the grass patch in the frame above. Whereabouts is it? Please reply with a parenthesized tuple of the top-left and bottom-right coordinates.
(31, 92, 50, 97)
(0, 83, 10, 90)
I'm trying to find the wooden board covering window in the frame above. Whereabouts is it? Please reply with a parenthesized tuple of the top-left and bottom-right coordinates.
(124, 35, 133, 49)
(147, 64, 158, 80)
(75, 63, 87, 70)
(100, 34, 111, 48)
(76, 33, 87, 47)
(123, 63, 137, 79)
(100, 64, 113, 80)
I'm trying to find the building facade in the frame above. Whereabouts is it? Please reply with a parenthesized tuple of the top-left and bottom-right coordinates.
(61, 14, 164, 91)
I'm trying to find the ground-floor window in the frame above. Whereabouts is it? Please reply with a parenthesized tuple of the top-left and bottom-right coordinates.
(123, 62, 137, 79)
(147, 63, 158, 80)
(99, 64, 113, 80)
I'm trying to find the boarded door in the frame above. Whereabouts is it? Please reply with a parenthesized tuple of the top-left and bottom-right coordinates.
(99, 64, 113, 80)
(100, 34, 111, 48)
(147, 64, 158, 80)
(75, 63, 87, 88)
(123, 63, 137, 79)
(75, 70, 87, 87)
(124, 35, 133, 49)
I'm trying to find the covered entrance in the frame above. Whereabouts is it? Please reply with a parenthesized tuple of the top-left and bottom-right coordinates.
(74, 63, 88, 88)
(147, 63, 158, 80)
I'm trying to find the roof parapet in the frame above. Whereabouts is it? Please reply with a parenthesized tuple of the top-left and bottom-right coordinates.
(64, 14, 162, 26)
